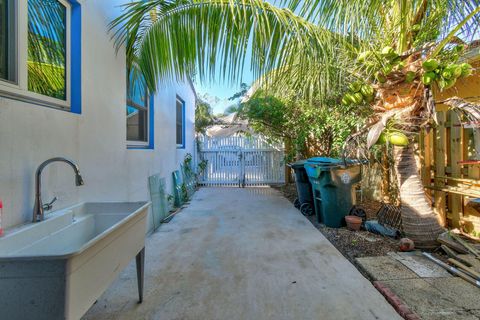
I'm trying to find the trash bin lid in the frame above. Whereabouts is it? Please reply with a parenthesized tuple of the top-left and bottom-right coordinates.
(307, 157, 365, 167)
(306, 157, 343, 166)
(288, 160, 308, 169)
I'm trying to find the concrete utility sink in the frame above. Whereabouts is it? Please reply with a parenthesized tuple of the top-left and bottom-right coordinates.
(0, 201, 150, 320)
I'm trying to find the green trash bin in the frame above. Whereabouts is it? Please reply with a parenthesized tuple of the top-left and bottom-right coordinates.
(287, 160, 314, 216)
(304, 157, 362, 227)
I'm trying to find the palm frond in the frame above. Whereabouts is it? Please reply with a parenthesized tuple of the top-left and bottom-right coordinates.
(442, 96, 480, 122)
(110, 0, 334, 93)
(278, 0, 480, 60)
(110, 0, 480, 103)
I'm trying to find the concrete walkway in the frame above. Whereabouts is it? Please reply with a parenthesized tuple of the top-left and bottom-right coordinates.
(84, 187, 401, 320)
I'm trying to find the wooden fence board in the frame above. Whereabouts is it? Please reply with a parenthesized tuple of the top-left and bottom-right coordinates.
(434, 112, 447, 226)
(449, 111, 463, 227)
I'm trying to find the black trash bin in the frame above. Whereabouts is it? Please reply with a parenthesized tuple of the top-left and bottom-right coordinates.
(288, 160, 314, 216)
(304, 157, 362, 227)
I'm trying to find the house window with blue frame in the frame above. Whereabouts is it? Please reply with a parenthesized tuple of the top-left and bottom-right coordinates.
(28, 0, 67, 100)
(127, 70, 153, 148)
(176, 96, 185, 148)
(0, 0, 81, 113)
(0, 0, 15, 83)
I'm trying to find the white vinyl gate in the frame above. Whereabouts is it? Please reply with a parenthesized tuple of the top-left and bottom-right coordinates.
(196, 135, 285, 187)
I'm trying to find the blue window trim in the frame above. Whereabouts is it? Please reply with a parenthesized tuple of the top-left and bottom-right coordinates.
(127, 94, 155, 150)
(176, 96, 186, 149)
(69, 0, 82, 114)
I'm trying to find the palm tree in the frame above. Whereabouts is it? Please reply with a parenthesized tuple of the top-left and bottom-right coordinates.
(110, 0, 480, 248)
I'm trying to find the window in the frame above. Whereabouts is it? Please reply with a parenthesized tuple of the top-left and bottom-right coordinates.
(127, 70, 153, 148)
(0, 0, 81, 112)
(0, 0, 15, 83)
(28, 0, 67, 100)
(176, 96, 185, 148)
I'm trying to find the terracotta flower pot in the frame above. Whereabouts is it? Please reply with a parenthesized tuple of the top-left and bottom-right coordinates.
(345, 215, 362, 231)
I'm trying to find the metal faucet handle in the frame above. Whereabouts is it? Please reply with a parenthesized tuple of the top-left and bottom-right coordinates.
(42, 197, 58, 211)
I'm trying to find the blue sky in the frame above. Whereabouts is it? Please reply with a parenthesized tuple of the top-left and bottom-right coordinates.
(194, 52, 255, 115)
(192, 1, 289, 115)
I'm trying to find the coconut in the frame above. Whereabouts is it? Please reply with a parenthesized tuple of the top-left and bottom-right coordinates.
(353, 92, 364, 104)
(441, 69, 453, 80)
(345, 93, 356, 104)
(422, 71, 436, 85)
(388, 132, 409, 146)
(381, 46, 398, 60)
(449, 64, 463, 78)
(349, 81, 362, 93)
(360, 85, 374, 97)
(422, 59, 439, 72)
(376, 132, 388, 145)
(460, 63, 473, 77)
(444, 78, 456, 90)
(357, 51, 372, 62)
(381, 46, 395, 56)
(341, 96, 351, 106)
(437, 78, 447, 90)
(375, 72, 387, 83)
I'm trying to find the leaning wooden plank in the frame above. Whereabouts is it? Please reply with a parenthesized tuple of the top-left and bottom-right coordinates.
(423, 253, 480, 288)
(458, 230, 480, 242)
(441, 245, 473, 267)
(437, 232, 469, 254)
(447, 258, 480, 280)
(451, 233, 480, 258)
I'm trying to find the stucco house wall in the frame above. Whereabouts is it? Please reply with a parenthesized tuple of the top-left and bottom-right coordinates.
(0, 0, 196, 231)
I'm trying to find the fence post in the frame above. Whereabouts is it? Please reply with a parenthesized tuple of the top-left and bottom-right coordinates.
(284, 139, 293, 184)
(434, 112, 447, 227)
(450, 112, 463, 227)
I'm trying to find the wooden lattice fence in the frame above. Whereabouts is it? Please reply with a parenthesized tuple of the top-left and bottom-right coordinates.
(419, 57, 480, 233)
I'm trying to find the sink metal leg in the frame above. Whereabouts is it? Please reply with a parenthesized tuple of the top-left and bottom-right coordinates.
(136, 247, 145, 303)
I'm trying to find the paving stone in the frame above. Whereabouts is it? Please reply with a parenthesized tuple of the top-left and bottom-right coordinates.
(387, 252, 451, 278)
(418, 310, 479, 320)
(381, 279, 460, 316)
(356, 256, 418, 281)
(424, 277, 480, 310)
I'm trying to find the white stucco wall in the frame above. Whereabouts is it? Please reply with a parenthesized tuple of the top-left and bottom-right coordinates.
(0, 0, 196, 230)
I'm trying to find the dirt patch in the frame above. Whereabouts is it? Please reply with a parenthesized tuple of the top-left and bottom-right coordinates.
(272, 183, 398, 264)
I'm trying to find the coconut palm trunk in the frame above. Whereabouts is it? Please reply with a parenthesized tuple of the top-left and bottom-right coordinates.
(393, 145, 444, 248)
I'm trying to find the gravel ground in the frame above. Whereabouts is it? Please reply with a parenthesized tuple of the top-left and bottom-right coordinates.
(272, 183, 398, 264)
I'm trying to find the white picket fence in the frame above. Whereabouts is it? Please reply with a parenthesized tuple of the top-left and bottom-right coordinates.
(196, 135, 285, 187)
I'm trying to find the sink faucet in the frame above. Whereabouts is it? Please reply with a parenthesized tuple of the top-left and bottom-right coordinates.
(33, 157, 84, 222)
